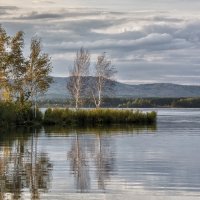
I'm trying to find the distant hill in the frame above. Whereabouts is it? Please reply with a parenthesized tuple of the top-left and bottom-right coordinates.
(42, 77, 200, 100)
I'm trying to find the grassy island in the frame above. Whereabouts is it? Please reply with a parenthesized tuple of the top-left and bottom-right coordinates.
(0, 102, 156, 127)
(43, 108, 156, 126)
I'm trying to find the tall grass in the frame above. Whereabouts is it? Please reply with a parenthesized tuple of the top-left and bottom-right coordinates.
(44, 108, 157, 125)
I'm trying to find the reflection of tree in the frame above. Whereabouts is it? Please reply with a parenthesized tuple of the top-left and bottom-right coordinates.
(0, 128, 53, 199)
(67, 129, 115, 192)
(68, 132, 90, 192)
(25, 152, 52, 200)
(95, 132, 115, 190)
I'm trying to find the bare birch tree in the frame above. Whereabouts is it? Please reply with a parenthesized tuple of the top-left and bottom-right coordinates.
(91, 53, 116, 108)
(67, 47, 90, 109)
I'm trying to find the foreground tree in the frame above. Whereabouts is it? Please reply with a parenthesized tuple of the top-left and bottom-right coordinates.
(25, 37, 53, 117)
(0, 25, 53, 112)
(0, 29, 26, 102)
(0, 26, 7, 84)
(91, 53, 116, 108)
(0, 26, 10, 100)
(67, 47, 90, 109)
(8, 31, 26, 102)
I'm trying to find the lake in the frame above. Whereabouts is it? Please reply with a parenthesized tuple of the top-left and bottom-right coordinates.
(0, 108, 200, 199)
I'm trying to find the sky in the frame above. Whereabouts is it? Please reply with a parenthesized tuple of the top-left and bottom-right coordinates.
(1, 0, 200, 85)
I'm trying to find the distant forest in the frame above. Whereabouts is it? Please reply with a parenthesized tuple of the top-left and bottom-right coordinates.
(38, 97, 200, 108)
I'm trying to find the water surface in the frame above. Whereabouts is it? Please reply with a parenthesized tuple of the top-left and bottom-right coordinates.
(0, 109, 200, 199)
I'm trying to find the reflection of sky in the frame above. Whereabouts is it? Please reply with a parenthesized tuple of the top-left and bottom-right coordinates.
(115, 134, 200, 191)
(1, 1, 200, 84)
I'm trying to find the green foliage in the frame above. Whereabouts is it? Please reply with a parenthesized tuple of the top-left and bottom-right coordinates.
(0, 25, 52, 104)
(43, 108, 157, 125)
(25, 37, 53, 102)
(0, 101, 42, 126)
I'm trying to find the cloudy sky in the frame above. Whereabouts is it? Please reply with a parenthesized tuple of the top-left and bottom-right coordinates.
(1, 0, 200, 85)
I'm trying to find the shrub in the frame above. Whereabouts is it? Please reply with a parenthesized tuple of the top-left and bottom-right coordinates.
(0, 101, 43, 126)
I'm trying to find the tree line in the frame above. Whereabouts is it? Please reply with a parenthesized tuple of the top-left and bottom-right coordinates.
(118, 97, 200, 108)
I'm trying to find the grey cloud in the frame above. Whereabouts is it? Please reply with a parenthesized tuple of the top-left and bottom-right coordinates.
(35, 17, 127, 45)
(0, 6, 18, 16)
(175, 21, 200, 43)
(15, 9, 123, 21)
(0, 10, 7, 15)
(1, 7, 200, 84)
(18, 11, 65, 19)
(143, 24, 178, 36)
(56, 18, 125, 34)
(46, 33, 191, 54)
(10, 10, 127, 42)
(152, 16, 183, 23)
(0, 6, 18, 10)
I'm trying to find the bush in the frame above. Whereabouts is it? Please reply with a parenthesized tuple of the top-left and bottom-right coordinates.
(0, 101, 43, 126)
(44, 108, 157, 126)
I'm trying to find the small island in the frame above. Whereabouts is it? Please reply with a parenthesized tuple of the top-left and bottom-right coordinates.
(0, 102, 156, 127)
(43, 108, 156, 126)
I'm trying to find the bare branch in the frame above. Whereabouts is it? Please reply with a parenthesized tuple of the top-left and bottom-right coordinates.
(67, 47, 90, 109)
(91, 53, 117, 108)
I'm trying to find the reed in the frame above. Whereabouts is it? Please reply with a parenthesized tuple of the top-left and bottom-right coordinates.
(43, 108, 157, 125)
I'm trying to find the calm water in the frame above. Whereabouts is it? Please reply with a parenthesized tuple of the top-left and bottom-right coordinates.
(1, 108, 200, 199)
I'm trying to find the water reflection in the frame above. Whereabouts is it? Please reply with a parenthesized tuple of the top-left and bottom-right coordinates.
(44, 124, 156, 136)
(68, 132, 90, 192)
(45, 124, 155, 194)
(67, 129, 116, 192)
(0, 125, 155, 198)
(94, 132, 115, 191)
(0, 127, 53, 200)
